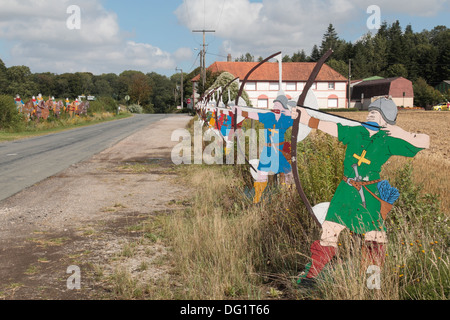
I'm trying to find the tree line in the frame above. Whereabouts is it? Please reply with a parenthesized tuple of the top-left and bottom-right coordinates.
(0, 59, 197, 114)
(283, 22, 449, 86)
(0, 20, 448, 113)
(236, 22, 449, 107)
(296, 22, 449, 107)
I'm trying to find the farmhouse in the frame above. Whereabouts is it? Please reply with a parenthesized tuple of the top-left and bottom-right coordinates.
(350, 77, 414, 109)
(192, 60, 348, 109)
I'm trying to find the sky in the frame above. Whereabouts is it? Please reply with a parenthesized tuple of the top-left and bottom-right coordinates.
(0, 0, 448, 77)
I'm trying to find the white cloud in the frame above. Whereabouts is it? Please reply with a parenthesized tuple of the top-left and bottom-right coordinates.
(173, 47, 194, 62)
(175, 0, 356, 59)
(0, 0, 445, 75)
(0, 0, 182, 75)
(175, 0, 448, 60)
(354, 0, 449, 17)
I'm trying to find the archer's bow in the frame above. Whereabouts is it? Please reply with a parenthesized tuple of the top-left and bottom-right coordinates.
(233, 51, 282, 171)
(291, 49, 333, 227)
(215, 76, 239, 133)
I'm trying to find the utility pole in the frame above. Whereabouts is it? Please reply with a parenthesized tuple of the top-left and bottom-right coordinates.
(348, 59, 352, 109)
(192, 29, 215, 88)
(176, 67, 184, 110)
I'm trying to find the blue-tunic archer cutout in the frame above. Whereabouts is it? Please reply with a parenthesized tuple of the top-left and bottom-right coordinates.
(257, 112, 293, 174)
(220, 113, 233, 137)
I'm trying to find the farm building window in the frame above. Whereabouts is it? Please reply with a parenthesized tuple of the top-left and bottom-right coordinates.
(269, 82, 280, 91)
(328, 98, 338, 108)
(257, 95, 269, 109)
(286, 82, 296, 91)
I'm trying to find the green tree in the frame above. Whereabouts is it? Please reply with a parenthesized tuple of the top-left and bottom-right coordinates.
(0, 94, 23, 130)
(385, 63, 408, 78)
(235, 53, 255, 62)
(291, 50, 308, 62)
(282, 54, 292, 63)
(371, 33, 388, 76)
(0, 58, 8, 94)
(309, 45, 321, 62)
(6, 65, 38, 98)
(64, 72, 84, 98)
(403, 24, 419, 80)
(386, 20, 406, 66)
(430, 26, 450, 85)
(171, 70, 193, 112)
(129, 72, 152, 106)
(147, 72, 174, 113)
(327, 59, 348, 78)
(195, 69, 221, 98)
(33, 72, 56, 97)
(205, 71, 251, 107)
(54, 74, 71, 98)
(352, 37, 372, 79)
(414, 43, 439, 84)
(93, 78, 114, 97)
(118, 70, 142, 102)
(76, 72, 94, 96)
(95, 73, 121, 99)
(413, 77, 441, 109)
(320, 24, 339, 54)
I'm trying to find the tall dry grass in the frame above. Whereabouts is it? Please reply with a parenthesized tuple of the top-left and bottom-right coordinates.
(156, 165, 268, 299)
(148, 112, 448, 300)
(160, 162, 448, 300)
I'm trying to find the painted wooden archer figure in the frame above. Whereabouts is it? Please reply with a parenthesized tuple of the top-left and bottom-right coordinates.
(292, 97, 430, 284)
(236, 95, 295, 203)
(14, 95, 24, 112)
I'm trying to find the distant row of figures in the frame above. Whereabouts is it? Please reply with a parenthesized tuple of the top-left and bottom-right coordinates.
(14, 94, 90, 121)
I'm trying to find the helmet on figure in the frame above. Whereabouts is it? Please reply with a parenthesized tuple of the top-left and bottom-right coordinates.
(368, 97, 398, 125)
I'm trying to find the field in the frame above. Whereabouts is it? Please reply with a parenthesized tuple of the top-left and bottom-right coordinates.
(147, 110, 449, 300)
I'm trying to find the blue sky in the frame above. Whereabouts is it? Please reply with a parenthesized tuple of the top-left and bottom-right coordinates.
(103, 1, 190, 53)
(0, 0, 448, 77)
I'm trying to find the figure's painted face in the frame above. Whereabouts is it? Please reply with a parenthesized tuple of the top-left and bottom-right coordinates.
(272, 101, 284, 114)
(366, 110, 386, 126)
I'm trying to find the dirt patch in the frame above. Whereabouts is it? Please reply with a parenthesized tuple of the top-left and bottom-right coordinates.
(0, 115, 192, 300)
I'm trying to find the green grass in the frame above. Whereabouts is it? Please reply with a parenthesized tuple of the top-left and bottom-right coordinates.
(0, 112, 132, 143)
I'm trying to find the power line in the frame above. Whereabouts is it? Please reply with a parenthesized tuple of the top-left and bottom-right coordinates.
(187, 51, 201, 73)
(183, 0, 203, 46)
(192, 29, 215, 87)
(208, 0, 226, 46)
(205, 52, 228, 59)
(216, 0, 226, 32)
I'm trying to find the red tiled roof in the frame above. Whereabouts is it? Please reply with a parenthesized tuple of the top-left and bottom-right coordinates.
(192, 61, 347, 82)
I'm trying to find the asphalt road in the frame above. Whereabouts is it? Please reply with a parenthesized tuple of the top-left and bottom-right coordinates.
(0, 114, 171, 202)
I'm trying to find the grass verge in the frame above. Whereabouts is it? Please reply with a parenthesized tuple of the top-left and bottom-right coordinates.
(0, 112, 132, 143)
